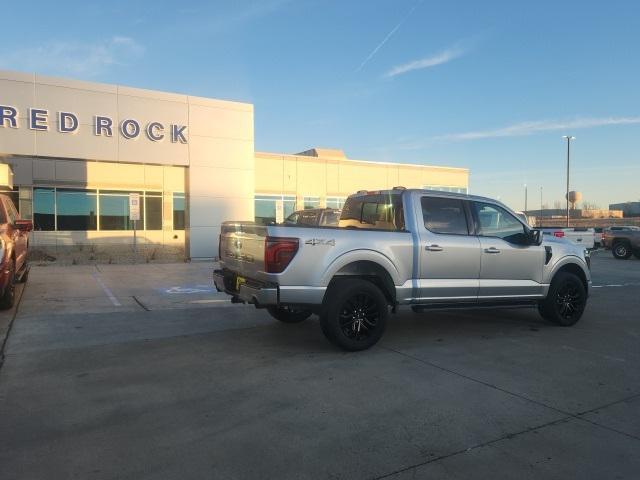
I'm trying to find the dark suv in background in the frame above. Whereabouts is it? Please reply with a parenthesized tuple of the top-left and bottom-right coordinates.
(0, 193, 32, 309)
(602, 226, 640, 260)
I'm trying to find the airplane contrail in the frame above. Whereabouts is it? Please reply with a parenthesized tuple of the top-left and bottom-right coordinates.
(356, 0, 424, 72)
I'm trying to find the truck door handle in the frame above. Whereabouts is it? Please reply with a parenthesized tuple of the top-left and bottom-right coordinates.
(426, 244, 443, 251)
(484, 247, 501, 254)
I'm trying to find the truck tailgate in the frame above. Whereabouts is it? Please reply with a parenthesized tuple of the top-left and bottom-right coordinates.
(219, 222, 267, 280)
(564, 229, 595, 249)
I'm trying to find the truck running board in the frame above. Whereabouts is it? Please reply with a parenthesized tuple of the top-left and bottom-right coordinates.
(411, 300, 539, 312)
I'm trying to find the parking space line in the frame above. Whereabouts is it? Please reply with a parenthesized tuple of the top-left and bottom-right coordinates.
(92, 273, 121, 307)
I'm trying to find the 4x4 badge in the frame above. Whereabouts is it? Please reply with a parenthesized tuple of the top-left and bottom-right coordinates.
(305, 238, 335, 246)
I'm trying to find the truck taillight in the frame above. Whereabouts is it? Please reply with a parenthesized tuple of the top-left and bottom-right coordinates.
(265, 237, 299, 273)
(218, 234, 222, 260)
(553, 231, 565, 238)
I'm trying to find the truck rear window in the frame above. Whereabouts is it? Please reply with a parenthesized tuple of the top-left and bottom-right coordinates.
(339, 193, 405, 231)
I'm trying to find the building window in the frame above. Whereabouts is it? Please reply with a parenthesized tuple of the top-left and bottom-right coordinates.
(18, 187, 33, 220)
(326, 196, 346, 209)
(303, 196, 320, 209)
(255, 195, 297, 225)
(424, 185, 468, 194)
(173, 193, 185, 230)
(29, 187, 170, 231)
(145, 192, 163, 230)
(99, 190, 143, 231)
(255, 195, 278, 225)
(283, 196, 296, 218)
(56, 188, 97, 231)
(33, 187, 55, 231)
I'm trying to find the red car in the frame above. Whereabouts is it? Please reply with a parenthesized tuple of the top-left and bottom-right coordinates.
(0, 193, 32, 309)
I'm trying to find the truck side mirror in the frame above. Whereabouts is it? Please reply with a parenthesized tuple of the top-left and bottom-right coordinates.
(529, 229, 542, 246)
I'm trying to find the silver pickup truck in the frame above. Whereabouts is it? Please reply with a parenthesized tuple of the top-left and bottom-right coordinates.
(214, 189, 591, 351)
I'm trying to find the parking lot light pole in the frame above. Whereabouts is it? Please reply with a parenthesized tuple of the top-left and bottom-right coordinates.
(540, 186, 543, 223)
(562, 136, 575, 227)
(524, 184, 528, 213)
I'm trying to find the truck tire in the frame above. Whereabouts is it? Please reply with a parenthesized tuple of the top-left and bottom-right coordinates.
(538, 272, 586, 326)
(320, 279, 389, 351)
(0, 258, 16, 310)
(267, 306, 312, 323)
(16, 263, 29, 283)
(612, 242, 632, 260)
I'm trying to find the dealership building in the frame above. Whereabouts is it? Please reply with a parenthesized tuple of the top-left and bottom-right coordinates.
(0, 69, 469, 259)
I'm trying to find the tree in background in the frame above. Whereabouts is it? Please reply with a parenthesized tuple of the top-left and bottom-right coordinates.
(582, 201, 601, 210)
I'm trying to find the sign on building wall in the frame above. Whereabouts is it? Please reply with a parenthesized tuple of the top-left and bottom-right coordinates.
(0, 105, 188, 143)
(129, 193, 141, 222)
(275, 199, 284, 224)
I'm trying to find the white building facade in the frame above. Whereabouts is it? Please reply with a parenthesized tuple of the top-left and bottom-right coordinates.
(0, 70, 254, 258)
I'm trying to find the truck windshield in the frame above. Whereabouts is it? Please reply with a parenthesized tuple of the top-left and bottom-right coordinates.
(339, 193, 404, 231)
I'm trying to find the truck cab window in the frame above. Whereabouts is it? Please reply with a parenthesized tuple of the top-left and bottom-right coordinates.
(474, 202, 526, 243)
(421, 196, 468, 235)
(339, 194, 404, 231)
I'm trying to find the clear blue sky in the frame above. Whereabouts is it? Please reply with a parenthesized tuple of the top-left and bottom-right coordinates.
(2, 0, 639, 211)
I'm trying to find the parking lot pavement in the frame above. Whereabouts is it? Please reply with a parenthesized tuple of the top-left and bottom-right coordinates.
(0, 283, 26, 361)
(0, 254, 639, 479)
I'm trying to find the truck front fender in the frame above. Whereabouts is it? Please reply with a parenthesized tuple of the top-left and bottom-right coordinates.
(545, 255, 591, 294)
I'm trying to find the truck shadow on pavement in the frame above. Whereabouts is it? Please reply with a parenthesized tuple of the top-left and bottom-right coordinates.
(261, 305, 553, 354)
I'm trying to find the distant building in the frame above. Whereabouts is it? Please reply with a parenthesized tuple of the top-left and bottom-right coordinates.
(609, 202, 640, 217)
(525, 208, 623, 219)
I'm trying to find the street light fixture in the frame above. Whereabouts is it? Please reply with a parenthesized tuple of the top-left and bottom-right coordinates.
(562, 135, 575, 227)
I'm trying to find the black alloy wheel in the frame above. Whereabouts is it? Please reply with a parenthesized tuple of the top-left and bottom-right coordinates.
(338, 292, 380, 342)
(538, 271, 586, 326)
(320, 279, 388, 351)
(555, 282, 582, 322)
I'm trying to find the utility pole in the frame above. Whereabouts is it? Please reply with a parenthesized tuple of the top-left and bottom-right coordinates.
(524, 184, 528, 213)
(540, 186, 543, 224)
(562, 136, 575, 227)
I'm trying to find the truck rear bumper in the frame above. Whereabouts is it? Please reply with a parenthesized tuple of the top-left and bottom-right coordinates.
(213, 269, 278, 306)
(213, 270, 326, 306)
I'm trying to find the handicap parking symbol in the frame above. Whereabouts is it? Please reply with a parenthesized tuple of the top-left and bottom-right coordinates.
(162, 284, 215, 295)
